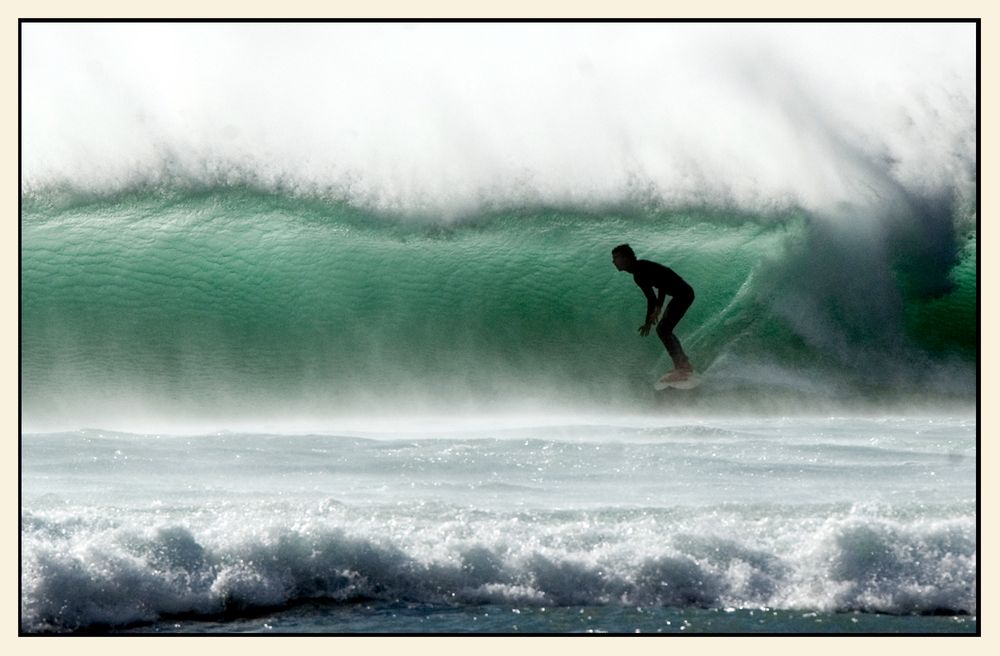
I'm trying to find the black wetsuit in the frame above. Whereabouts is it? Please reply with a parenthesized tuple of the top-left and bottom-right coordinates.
(631, 259, 695, 367)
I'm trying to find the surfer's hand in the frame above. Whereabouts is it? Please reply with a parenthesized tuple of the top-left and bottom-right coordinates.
(638, 322, 652, 337)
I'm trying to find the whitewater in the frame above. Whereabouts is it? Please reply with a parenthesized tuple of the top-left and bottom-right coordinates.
(20, 22, 977, 633)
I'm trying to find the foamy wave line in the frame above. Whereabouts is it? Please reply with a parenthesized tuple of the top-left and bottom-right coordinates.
(20, 511, 976, 632)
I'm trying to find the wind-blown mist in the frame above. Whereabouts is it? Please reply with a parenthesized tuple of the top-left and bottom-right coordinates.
(20, 23, 977, 430)
(22, 23, 974, 212)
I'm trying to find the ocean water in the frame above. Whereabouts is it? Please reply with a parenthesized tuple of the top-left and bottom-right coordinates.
(20, 23, 978, 634)
(21, 417, 977, 634)
(20, 192, 977, 427)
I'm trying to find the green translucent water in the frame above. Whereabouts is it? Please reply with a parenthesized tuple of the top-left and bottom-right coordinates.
(21, 190, 977, 424)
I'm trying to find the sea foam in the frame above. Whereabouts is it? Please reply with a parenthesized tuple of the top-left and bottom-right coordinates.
(21, 503, 976, 632)
(21, 23, 975, 216)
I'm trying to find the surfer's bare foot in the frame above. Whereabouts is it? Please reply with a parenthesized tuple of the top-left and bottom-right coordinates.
(662, 369, 691, 382)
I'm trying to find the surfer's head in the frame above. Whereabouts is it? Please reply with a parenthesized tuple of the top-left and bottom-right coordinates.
(612, 244, 636, 271)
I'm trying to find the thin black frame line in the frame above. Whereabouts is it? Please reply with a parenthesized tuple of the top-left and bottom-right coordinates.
(17, 17, 982, 23)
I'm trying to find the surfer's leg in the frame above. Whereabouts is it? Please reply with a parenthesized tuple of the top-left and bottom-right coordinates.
(660, 332, 691, 370)
(657, 294, 694, 372)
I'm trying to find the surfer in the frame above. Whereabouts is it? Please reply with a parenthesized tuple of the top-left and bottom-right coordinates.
(612, 244, 695, 382)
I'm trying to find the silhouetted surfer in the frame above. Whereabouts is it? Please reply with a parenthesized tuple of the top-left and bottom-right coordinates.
(612, 244, 695, 382)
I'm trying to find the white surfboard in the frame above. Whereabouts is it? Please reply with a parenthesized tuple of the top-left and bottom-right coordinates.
(654, 372, 701, 391)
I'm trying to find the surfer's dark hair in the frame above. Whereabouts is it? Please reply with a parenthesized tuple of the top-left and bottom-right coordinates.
(612, 244, 635, 259)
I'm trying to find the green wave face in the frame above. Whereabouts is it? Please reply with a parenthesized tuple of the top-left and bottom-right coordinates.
(21, 190, 977, 426)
